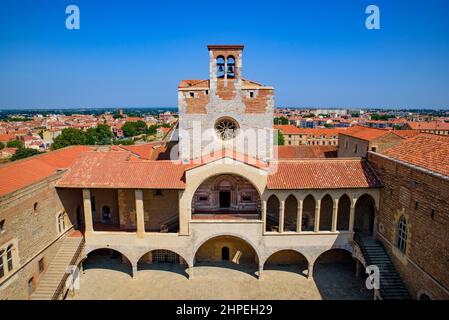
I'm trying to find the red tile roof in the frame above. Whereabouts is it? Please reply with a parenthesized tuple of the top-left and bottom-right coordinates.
(406, 121, 449, 131)
(267, 159, 382, 189)
(56, 151, 190, 189)
(381, 134, 449, 177)
(56, 150, 381, 190)
(391, 130, 420, 139)
(275, 146, 337, 159)
(340, 125, 391, 141)
(0, 145, 92, 197)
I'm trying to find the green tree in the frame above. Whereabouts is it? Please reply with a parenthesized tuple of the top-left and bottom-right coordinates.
(276, 132, 285, 145)
(52, 128, 86, 150)
(10, 148, 41, 161)
(7, 140, 24, 149)
(122, 120, 147, 137)
(113, 138, 134, 146)
(0, 142, 4, 150)
(146, 124, 158, 135)
(86, 124, 113, 145)
(273, 116, 288, 125)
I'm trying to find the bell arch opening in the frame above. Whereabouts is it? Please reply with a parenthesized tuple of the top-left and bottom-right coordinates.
(191, 174, 261, 220)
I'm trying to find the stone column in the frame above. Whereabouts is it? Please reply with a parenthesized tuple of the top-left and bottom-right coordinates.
(308, 264, 313, 279)
(258, 265, 264, 280)
(189, 266, 194, 280)
(296, 199, 303, 233)
(314, 199, 321, 232)
(131, 263, 138, 279)
(279, 200, 285, 233)
(178, 191, 189, 236)
(135, 190, 145, 238)
(331, 198, 339, 232)
(349, 201, 356, 232)
(82, 189, 94, 234)
(261, 200, 267, 232)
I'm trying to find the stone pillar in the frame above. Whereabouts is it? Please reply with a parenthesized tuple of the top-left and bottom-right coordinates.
(262, 200, 267, 232)
(258, 265, 264, 280)
(331, 198, 339, 232)
(308, 264, 313, 279)
(349, 202, 356, 232)
(189, 266, 194, 280)
(279, 200, 285, 233)
(314, 199, 321, 232)
(178, 191, 189, 236)
(82, 189, 94, 234)
(131, 263, 138, 279)
(296, 199, 303, 233)
(135, 190, 145, 238)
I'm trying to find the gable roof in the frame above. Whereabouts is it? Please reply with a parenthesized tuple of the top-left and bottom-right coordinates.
(267, 159, 382, 189)
(0, 145, 92, 197)
(381, 134, 449, 177)
(340, 126, 392, 141)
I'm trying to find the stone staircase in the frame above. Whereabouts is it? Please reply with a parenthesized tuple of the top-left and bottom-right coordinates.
(30, 233, 84, 300)
(354, 233, 411, 299)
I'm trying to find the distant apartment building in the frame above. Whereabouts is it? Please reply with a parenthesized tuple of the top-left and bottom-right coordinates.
(274, 125, 344, 146)
(403, 121, 449, 136)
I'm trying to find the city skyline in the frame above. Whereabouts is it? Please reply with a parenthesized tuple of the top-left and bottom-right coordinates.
(1, 0, 449, 109)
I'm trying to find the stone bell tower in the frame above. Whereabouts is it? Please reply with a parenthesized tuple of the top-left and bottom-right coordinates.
(178, 45, 274, 161)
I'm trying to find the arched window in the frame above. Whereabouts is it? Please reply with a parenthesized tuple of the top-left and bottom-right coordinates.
(226, 56, 235, 78)
(0, 249, 5, 279)
(397, 216, 408, 253)
(216, 56, 225, 78)
(7, 245, 14, 271)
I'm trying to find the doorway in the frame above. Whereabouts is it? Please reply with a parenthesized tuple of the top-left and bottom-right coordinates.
(221, 247, 230, 261)
(219, 191, 231, 208)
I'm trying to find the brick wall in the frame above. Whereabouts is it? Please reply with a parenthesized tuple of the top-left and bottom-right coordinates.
(0, 174, 71, 299)
(368, 152, 449, 299)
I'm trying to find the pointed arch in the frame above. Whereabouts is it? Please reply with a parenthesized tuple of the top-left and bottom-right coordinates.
(266, 194, 280, 232)
(319, 194, 333, 231)
(284, 194, 298, 232)
(302, 194, 315, 231)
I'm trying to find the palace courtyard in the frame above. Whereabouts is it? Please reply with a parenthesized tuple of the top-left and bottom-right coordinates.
(68, 253, 372, 300)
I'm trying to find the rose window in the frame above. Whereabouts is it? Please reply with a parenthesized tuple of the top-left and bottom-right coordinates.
(214, 118, 239, 141)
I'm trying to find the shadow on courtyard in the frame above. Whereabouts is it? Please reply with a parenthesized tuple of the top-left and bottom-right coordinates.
(138, 262, 190, 278)
(83, 252, 133, 278)
(194, 261, 259, 279)
(263, 264, 308, 278)
(313, 263, 372, 300)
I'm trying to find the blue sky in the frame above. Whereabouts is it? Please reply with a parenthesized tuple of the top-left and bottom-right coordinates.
(1, 0, 449, 109)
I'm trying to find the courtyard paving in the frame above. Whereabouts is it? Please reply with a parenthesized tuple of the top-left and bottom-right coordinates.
(67, 255, 372, 300)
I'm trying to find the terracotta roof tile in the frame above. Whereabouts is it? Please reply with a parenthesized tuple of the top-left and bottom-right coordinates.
(340, 125, 391, 141)
(406, 121, 449, 131)
(267, 159, 382, 189)
(275, 146, 337, 159)
(56, 152, 191, 189)
(274, 125, 345, 137)
(0, 145, 92, 197)
(381, 134, 449, 176)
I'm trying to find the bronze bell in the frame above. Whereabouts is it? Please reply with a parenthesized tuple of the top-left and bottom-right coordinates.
(227, 65, 234, 73)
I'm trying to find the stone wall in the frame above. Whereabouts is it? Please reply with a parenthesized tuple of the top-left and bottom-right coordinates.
(368, 152, 449, 299)
(0, 173, 71, 299)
